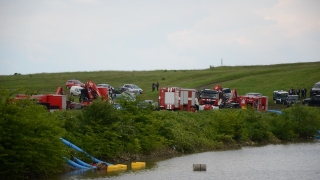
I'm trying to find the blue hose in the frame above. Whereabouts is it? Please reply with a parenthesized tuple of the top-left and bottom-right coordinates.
(60, 137, 112, 165)
(73, 157, 97, 168)
(63, 157, 89, 169)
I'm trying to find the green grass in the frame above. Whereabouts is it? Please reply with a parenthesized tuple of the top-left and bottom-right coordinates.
(1, 61, 319, 104)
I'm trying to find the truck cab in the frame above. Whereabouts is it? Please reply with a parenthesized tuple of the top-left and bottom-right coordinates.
(273, 90, 288, 104)
(303, 95, 320, 107)
(198, 89, 220, 110)
(310, 81, 320, 97)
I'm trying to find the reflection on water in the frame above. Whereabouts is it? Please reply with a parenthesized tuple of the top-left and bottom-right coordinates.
(48, 141, 320, 180)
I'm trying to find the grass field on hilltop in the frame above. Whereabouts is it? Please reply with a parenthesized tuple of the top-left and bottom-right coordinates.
(1, 62, 320, 180)
(1, 61, 319, 104)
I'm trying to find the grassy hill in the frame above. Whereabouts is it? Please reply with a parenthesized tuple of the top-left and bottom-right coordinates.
(1, 61, 319, 105)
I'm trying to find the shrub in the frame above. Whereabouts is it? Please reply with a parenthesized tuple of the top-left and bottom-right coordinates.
(283, 105, 320, 139)
(0, 88, 66, 180)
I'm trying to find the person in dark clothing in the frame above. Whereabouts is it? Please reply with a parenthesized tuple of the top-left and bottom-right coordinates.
(289, 88, 293, 95)
(152, 82, 155, 91)
(304, 88, 307, 98)
(302, 88, 307, 99)
(296, 88, 300, 99)
(156, 81, 159, 91)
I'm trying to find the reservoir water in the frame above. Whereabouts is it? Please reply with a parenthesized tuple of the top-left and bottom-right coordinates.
(49, 141, 320, 180)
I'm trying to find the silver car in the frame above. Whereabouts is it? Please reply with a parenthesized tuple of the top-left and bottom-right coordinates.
(123, 84, 143, 94)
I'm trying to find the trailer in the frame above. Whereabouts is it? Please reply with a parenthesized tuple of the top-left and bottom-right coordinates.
(16, 94, 68, 112)
(238, 93, 268, 112)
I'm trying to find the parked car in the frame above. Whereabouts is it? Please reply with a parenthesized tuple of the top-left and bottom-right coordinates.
(284, 95, 300, 107)
(97, 84, 114, 89)
(66, 79, 84, 89)
(113, 87, 136, 99)
(136, 100, 157, 109)
(120, 91, 136, 101)
(273, 90, 289, 104)
(113, 103, 122, 110)
(123, 84, 143, 94)
(121, 87, 136, 95)
(310, 81, 320, 97)
(70, 86, 84, 96)
(303, 95, 320, 107)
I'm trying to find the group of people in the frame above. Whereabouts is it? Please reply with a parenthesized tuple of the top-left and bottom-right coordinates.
(288, 87, 308, 99)
(152, 81, 159, 91)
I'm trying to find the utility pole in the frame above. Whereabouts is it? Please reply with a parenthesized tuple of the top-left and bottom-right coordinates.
(221, 58, 223, 66)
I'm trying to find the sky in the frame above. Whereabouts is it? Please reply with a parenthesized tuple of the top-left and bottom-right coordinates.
(0, 0, 319, 75)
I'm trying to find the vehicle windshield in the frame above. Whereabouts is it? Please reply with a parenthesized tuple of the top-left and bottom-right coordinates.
(223, 89, 231, 93)
(131, 85, 140, 89)
(201, 92, 218, 98)
(75, 80, 82, 84)
(274, 93, 288, 98)
(313, 83, 320, 88)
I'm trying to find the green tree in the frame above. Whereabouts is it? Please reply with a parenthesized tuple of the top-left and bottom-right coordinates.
(0, 88, 66, 180)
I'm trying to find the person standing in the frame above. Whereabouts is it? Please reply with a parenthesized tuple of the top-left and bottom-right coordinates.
(304, 88, 307, 99)
(301, 88, 306, 99)
(152, 82, 155, 91)
(289, 87, 293, 95)
(296, 88, 300, 99)
(156, 81, 159, 91)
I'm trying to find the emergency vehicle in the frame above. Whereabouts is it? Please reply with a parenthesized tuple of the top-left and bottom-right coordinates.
(158, 87, 198, 112)
(238, 93, 268, 111)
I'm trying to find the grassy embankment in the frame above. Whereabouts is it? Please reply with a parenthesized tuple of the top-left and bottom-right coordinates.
(1, 62, 320, 180)
(1, 61, 319, 106)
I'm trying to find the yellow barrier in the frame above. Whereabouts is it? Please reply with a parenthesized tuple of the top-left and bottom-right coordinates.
(116, 164, 128, 170)
(131, 162, 146, 166)
(107, 164, 128, 172)
(131, 162, 146, 171)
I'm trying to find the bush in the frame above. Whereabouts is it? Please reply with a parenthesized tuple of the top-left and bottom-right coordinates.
(283, 105, 320, 139)
(0, 88, 66, 180)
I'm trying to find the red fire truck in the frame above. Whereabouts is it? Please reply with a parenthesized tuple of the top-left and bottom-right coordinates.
(158, 87, 198, 112)
(198, 85, 267, 111)
(198, 88, 221, 110)
(15, 81, 110, 111)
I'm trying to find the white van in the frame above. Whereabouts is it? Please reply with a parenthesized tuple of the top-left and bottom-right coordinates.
(70, 86, 84, 96)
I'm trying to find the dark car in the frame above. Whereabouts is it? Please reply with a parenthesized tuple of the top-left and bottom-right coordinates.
(284, 95, 300, 107)
(303, 95, 320, 107)
(113, 103, 122, 110)
(310, 81, 320, 97)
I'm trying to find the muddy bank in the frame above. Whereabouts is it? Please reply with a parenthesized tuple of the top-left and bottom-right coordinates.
(107, 139, 282, 164)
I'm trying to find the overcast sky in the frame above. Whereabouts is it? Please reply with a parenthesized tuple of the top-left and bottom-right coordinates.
(0, 0, 319, 75)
